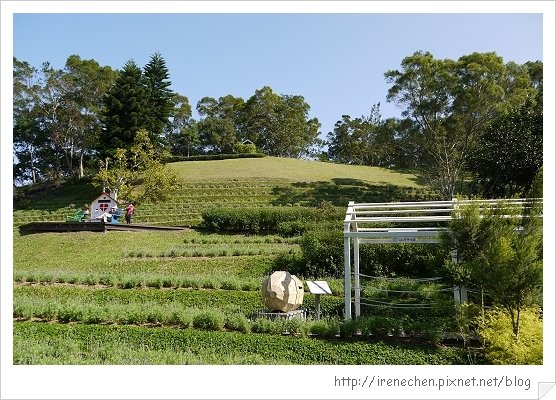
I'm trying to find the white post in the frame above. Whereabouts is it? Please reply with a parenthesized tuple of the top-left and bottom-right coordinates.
(460, 286, 468, 303)
(354, 236, 361, 318)
(451, 249, 461, 305)
(315, 294, 321, 320)
(344, 202, 355, 320)
(344, 235, 352, 320)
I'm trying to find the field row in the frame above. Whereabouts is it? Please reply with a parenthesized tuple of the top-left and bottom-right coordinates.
(14, 273, 345, 294)
(13, 283, 455, 343)
(14, 322, 468, 365)
(14, 285, 345, 319)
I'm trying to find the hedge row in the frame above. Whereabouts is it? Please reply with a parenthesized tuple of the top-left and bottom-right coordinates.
(273, 229, 446, 279)
(201, 206, 344, 233)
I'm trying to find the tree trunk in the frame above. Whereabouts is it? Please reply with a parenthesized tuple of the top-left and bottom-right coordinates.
(79, 152, 84, 178)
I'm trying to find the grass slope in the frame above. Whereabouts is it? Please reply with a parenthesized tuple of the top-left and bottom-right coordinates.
(169, 156, 424, 186)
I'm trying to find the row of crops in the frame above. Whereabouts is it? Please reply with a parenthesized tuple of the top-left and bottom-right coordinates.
(14, 322, 467, 365)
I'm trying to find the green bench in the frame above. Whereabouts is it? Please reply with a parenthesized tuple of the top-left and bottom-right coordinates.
(65, 210, 88, 222)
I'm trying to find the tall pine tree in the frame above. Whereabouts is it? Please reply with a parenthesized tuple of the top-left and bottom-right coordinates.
(100, 60, 147, 158)
(143, 52, 174, 148)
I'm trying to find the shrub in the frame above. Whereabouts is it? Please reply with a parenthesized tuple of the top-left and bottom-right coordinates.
(298, 228, 444, 279)
(201, 206, 343, 234)
(307, 319, 339, 338)
(192, 310, 225, 331)
(168, 153, 265, 162)
(224, 314, 251, 333)
(476, 307, 542, 365)
(251, 318, 282, 334)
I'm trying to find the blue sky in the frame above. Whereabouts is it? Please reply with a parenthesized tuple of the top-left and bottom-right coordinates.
(13, 12, 543, 139)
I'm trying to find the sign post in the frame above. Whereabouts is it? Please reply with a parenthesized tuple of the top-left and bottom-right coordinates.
(306, 281, 332, 320)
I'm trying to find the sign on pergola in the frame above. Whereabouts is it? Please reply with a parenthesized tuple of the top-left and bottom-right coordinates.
(343, 198, 540, 320)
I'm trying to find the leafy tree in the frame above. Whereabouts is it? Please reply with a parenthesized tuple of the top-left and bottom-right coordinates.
(143, 52, 174, 147)
(197, 95, 245, 153)
(62, 55, 117, 177)
(379, 118, 425, 169)
(93, 129, 179, 202)
(100, 60, 148, 158)
(13, 56, 116, 183)
(13, 57, 42, 184)
(165, 94, 200, 157)
(241, 86, 320, 157)
(385, 51, 535, 199)
(468, 100, 543, 197)
(327, 114, 374, 165)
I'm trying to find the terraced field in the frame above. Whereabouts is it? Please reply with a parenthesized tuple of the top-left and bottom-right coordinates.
(12, 157, 468, 366)
(14, 157, 439, 228)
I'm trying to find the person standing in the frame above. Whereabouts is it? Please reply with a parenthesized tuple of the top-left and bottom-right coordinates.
(125, 203, 135, 224)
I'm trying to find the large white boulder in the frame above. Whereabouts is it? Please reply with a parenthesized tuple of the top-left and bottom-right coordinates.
(262, 271, 304, 312)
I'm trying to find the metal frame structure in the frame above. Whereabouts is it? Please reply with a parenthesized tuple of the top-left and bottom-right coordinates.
(343, 198, 541, 320)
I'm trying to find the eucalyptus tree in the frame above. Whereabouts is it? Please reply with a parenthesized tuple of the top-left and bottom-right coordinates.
(13, 56, 116, 183)
(385, 51, 535, 199)
(13, 57, 43, 184)
(63, 55, 117, 177)
(196, 95, 245, 153)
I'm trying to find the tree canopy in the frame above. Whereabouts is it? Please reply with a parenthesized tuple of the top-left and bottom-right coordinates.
(384, 51, 539, 199)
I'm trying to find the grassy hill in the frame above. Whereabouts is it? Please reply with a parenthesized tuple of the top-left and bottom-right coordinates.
(168, 156, 424, 184)
(13, 157, 440, 227)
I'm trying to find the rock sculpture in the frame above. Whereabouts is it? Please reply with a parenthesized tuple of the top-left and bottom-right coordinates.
(261, 271, 304, 312)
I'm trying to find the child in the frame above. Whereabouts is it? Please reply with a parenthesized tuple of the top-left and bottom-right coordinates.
(125, 203, 135, 224)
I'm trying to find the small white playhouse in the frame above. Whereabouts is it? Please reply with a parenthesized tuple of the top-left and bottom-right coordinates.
(90, 192, 120, 221)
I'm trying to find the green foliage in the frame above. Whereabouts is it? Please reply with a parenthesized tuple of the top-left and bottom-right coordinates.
(100, 60, 148, 157)
(241, 86, 321, 158)
(444, 200, 543, 336)
(327, 105, 416, 169)
(224, 313, 251, 333)
(201, 206, 343, 233)
(233, 141, 258, 154)
(476, 307, 542, 364)
(298, 227, 443, 278)
(469, 100, 543, 198)
(14, 322, 468, 365)
(169, 153, 265, 162)
(13, 56, 117, 183)
(143, 52, 174, 145)
(93, 129, 179, 202)
(385, 51, 539, 199)
(100, 54, 175, 157)
(192, 310, 225, 331)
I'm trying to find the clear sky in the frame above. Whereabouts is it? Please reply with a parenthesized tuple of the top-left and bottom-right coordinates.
(12, 11, 543, 139)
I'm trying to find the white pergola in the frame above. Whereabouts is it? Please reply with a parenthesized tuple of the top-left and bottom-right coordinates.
(343, 198, 541, 320)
